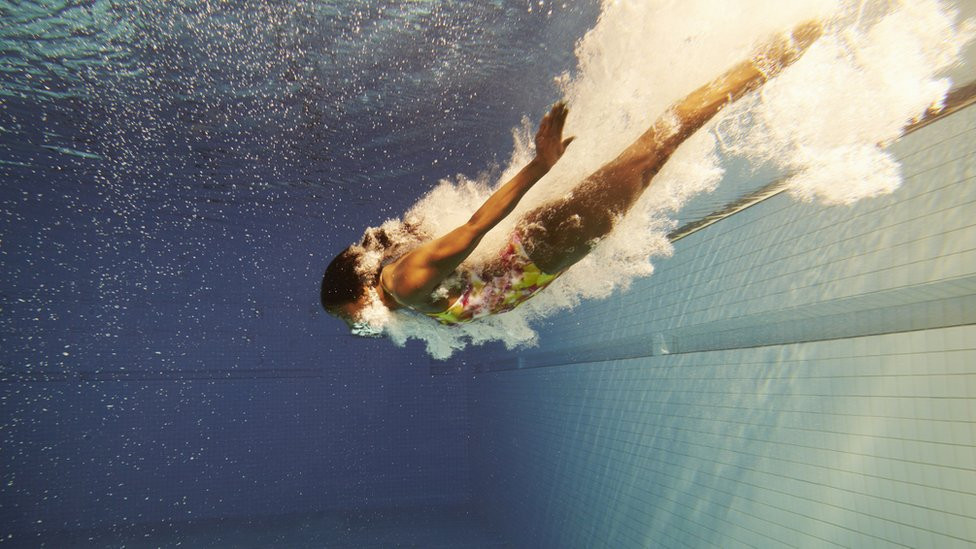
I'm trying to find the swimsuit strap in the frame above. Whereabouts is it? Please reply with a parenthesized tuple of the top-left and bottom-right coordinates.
(378, 268, 411, 309)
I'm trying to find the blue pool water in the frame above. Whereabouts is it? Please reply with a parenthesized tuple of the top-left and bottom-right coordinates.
(2, 1, 976, 547)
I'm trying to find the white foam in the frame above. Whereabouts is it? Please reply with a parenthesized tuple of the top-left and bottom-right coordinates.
(359, 0, 974, 359)
(719, 0, 973, 204)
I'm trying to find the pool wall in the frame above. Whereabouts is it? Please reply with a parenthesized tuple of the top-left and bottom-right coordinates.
(468, 102, 976, 547)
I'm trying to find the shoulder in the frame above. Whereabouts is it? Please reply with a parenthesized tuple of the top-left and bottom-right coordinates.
(379, 263, 460, 314)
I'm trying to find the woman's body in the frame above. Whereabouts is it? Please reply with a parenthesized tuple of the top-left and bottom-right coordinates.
(322, 22, 821, 333)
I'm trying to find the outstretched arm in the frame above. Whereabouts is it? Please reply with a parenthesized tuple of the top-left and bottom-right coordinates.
(381, 102, 574, 310)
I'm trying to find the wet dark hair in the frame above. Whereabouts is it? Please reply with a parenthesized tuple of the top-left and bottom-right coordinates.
(321, 225, 424, 313)
(320, 247, 369, 311)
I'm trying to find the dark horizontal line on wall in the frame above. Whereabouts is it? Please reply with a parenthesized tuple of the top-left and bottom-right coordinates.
(470, 278, 976, 372)
(0, 368, 329, 383)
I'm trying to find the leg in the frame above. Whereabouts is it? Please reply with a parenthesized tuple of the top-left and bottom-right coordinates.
(520, 22, 822, 273)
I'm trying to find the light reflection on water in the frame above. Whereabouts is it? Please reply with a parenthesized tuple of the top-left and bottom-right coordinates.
(1, 1, 597, 197)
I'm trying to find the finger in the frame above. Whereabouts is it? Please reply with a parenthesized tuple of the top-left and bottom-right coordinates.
(562, 136, 575, 148)
(553, 104, 569, 134)
(539, 108, 551, 124)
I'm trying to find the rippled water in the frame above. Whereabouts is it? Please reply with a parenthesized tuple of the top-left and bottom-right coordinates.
(2, 1, 596, 193)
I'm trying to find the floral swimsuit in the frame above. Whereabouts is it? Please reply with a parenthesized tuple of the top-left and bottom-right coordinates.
(427, 232, 561, 325)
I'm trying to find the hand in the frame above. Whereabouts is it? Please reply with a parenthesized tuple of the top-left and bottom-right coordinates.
(533, 101, 575, 171)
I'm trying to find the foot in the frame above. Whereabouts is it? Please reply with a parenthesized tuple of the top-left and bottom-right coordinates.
(753, 20, 823, 80)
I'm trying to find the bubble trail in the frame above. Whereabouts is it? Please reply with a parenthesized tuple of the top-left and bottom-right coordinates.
(356, 0, 975, 359)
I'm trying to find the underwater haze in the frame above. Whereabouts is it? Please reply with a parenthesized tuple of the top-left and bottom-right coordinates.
(2, 0, 975, 546)
(1, 0, 601, 544)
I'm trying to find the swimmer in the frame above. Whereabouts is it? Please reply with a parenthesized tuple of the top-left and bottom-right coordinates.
(322, 22, 822, 337)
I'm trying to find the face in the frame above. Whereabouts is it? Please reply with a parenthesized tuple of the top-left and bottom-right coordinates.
(349, 320, 383, 338)
(332, 294, 383, 338)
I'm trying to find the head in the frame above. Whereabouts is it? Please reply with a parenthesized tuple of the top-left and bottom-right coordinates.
(320, 246, 383, 337)
(322, 224, 426, 336)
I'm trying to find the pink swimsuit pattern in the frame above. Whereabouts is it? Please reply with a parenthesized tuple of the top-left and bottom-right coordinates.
(427, 232, 561, 325)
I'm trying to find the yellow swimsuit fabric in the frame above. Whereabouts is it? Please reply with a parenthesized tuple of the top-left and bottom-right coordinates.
(427, 232, 560, 325)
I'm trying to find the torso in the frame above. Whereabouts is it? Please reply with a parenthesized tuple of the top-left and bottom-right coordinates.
(380, 232, 561, 325)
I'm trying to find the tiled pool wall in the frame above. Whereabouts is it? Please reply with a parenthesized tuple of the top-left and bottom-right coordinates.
(468, 103, 976, 547)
